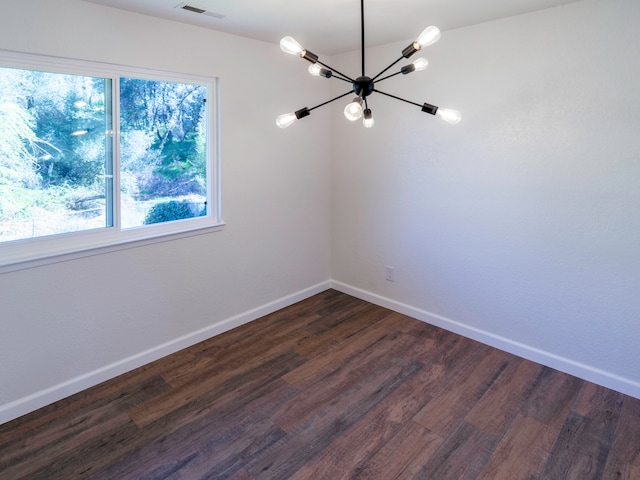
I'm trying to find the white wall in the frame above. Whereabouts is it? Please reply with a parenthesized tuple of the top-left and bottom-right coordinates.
(2, 0, 640, 425)
(331, 0, 640, 397)
(0, 0, 332, 423)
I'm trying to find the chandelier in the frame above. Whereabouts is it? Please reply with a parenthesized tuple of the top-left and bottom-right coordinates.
(276, 0, 461, 129)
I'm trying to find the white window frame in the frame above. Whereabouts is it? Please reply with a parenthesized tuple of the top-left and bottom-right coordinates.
(0, 50, 223, 274)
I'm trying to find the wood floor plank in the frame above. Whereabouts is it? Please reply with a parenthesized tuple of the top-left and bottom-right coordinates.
(609, 463, 640, 480)
(272, 331, 419, 432)
(0, 374, 170, 479)
(611, 395, 640, 465)
(402, 320, 494, 377)
(415, 421, 500, 479)
(573, 381, 625, 423)
(538, 383, 624, 480)
(227, 469, 257, 480)
(285, 360, 437, 479)
(0, 368, 167, 447)
(129, 349, 305, 428)
(537, 411, 613, 480)
(246, 357, 423, 480)
(352, 421, 443, 480)
(135, 418, 285, 480)
(293, 303, 392, 358)
(521, 366, 583, 427)
(601, 457, 640, 480)
(0, 409, 135, 480)
(287, 323, 507, 479)
(281, 318, 496, 474)
(92, 379, 297, 480)
(156, 289, 345, 388)
(476, 413, 557, 480)
(466, 358, 544, 436)
(412, 348, 512, 437)
(161, 312, 320, 388)
(308, 291, 369, 318)
(77, 359, 302, 478)
(602, 394, 640, 479)
(281, 311, 408, 389)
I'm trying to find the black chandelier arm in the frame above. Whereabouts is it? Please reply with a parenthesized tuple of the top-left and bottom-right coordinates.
(316, 60, 355, 83)
(312, 67, 351, 83)
(371, 56, 405, 82)
(374, 71, 403, 84)
(373, 88, 422, 107)
(330, 74, 355, 84)
(373, 89, 422, 108)
(373, 88, 439, 115)
(308, 90, 354, 113)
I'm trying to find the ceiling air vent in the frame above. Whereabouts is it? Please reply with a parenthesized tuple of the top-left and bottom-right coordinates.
(174, 3, 226, 19)
(182, 5, 206, 14)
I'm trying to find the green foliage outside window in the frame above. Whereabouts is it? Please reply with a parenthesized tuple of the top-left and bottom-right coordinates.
(143, 200, 206, 225)
(0, 65, 208, 241)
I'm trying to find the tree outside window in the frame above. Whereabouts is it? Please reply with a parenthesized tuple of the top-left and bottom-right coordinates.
(0, 66, 209, 242)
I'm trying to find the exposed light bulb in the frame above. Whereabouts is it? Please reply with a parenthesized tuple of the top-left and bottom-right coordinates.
(308, 64, 332, 78)
(402, 56, 430, 74)
(415, 26, 441, 49)
(344, 97, 363, 121)
(363, 109, 374, 128)
(276, 112, 297, 128)
(412, 57, 429, 72)
(280, 36, 304, 56)
(436, 108, 462, 125)
(308, 63, 322, 76)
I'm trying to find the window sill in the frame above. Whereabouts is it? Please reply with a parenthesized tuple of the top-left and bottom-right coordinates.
(0, 221, 225, 274)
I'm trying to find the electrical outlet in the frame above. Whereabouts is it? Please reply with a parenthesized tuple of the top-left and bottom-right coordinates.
(385, 266, 395, 282)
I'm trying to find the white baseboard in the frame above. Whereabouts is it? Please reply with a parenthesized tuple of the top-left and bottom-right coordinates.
(331, 280, 640, 400)
(0, 281, 332, 425)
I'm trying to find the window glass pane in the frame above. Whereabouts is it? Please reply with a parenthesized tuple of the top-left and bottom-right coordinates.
(0, 66, 112, 242)
(119, 78, 207, 228)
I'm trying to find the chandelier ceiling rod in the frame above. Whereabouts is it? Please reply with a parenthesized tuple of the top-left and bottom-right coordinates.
(276, 0, 461, 129)
(361, 0, 365, 76)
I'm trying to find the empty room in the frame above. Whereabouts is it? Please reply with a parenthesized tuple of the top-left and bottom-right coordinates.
(1, 0, 639, 478)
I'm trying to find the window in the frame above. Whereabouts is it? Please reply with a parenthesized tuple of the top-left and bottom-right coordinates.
(0, 50, 221, 271)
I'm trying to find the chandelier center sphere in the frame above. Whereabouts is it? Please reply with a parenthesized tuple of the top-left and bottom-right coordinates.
(353, 76, 374, 97)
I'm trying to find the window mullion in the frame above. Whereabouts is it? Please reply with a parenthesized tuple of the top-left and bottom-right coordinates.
(104, 77, 115, 229)
(112, 76, 122, 231)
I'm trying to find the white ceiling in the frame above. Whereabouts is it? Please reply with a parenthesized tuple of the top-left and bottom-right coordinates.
(83, 0, 582, 55)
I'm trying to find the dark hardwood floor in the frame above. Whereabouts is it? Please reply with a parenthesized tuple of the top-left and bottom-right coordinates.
(1, 289, 639, 479)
